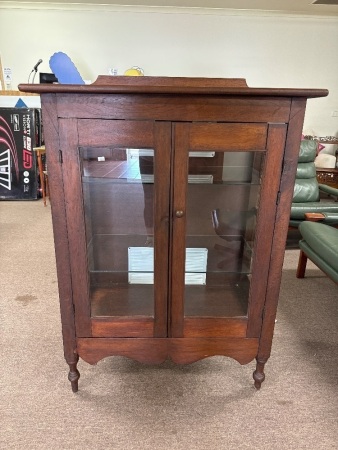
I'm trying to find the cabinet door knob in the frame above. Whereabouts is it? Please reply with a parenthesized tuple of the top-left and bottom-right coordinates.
(175, 210, 184, 218)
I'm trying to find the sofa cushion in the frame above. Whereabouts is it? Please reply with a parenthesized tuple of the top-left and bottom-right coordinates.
(296, 162, 317, 179)
(298, 139, 317, 163)
(290, 202, 338, 219)
(293, 178, 319, 203)
(299, 221, 338, 272)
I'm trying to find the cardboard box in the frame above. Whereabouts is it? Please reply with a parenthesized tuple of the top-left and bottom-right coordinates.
(0, 107, 42, 200)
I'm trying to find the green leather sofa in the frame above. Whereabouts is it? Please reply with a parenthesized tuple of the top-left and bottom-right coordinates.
(290, 140, 338, 228)
(297, 221, 338, 283)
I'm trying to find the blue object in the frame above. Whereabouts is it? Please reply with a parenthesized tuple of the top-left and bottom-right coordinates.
(49, 52, 85, 85)
(15, 98, 28, 108)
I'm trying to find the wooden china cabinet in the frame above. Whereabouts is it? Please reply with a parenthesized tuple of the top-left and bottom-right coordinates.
(19, 77, 327, 392)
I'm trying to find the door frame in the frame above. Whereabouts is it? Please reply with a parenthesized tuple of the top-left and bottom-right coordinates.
(60, 118, 171, 338)
(170, 121, 287, 338)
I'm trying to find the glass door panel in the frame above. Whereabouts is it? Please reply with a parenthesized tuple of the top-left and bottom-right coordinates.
(80, 146, 156, 318)
(184, 151, 264, 318)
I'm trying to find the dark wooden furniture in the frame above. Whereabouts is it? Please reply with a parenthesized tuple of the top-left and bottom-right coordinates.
(19, 76, 327, 392)
(314, 138, 338, 188)
(316, 168, 338, 189)
(33, 146, 48, 206)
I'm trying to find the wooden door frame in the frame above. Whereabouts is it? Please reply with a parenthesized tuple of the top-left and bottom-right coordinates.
(170, 121, 287, 338)
(60, 119, 171, 338)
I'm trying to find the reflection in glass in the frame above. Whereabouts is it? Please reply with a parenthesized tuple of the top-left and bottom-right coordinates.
(80, 147, 155, 317)
(184, 151, 264, 317)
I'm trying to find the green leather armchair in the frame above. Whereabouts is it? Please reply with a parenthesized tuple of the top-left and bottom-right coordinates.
(297, 220, 338, 283)
(289, 140, 338, 228)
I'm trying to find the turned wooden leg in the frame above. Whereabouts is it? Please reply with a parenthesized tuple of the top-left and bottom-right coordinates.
(296, 250, 307, 278)
(67, 358, 80, 393)
(253, 358, 267, 390)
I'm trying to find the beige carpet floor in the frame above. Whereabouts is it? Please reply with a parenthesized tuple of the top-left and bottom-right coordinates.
(1, 200, 338, 450)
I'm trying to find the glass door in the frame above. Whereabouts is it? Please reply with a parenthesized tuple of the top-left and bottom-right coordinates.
(62, 119, 171, 338)
(170, 122, 287, 338)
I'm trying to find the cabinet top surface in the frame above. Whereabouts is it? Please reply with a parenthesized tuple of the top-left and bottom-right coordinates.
(18, 76, 328, 98)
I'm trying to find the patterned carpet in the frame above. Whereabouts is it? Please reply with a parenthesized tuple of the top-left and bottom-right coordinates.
(1, 200, 338, 450)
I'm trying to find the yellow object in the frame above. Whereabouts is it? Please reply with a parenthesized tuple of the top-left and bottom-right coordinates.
(124, 66, 144, 76)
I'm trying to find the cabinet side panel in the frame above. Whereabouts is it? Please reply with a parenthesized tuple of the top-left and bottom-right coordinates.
(58, 118, 92, 336)
(254, 98, 307, 355)
(246, 124, 287, 336)
(41, 94, 78, 364)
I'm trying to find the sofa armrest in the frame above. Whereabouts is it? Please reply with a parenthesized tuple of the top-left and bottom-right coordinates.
(304, 212, 326, 221)
(318, 183, 338, 198)
(305, 212, 338, 225)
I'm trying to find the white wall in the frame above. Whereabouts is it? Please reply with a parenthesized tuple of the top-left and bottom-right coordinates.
(0, 5, 337, 137)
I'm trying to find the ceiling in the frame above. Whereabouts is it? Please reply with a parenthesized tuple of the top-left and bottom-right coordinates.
(4, 0, 338, 16)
